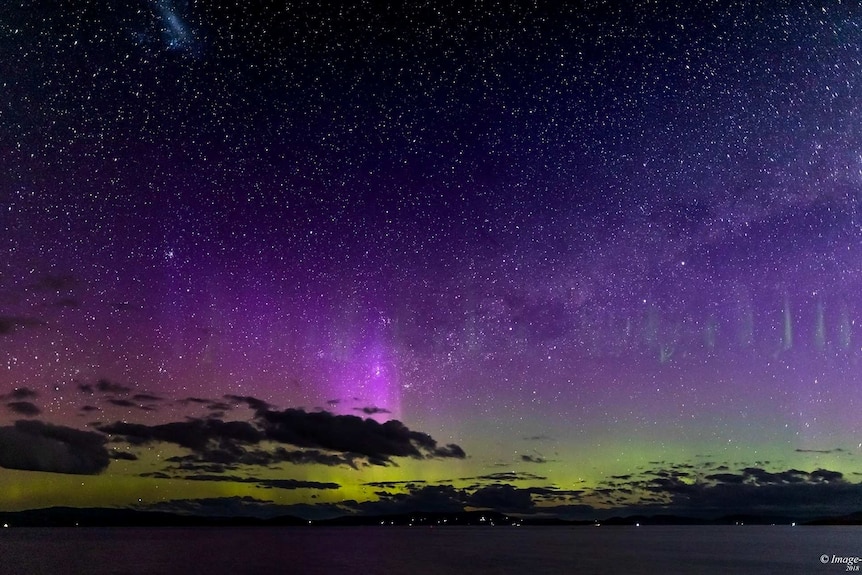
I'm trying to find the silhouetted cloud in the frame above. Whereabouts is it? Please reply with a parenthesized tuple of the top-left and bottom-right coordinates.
(467, 484, 535, 513)
(177, 474, 340, 490)
(157, 441, 401, 471)
(0, 420, 109, 474)
(163, 457, 233, 474)
(353, 483, 577, 516)
(78, 379, 133, 395)
(520, 454, 546, 464)
(6, 401, 41, 416)
(50, 297, 80, 308)
(353, 406, 391, 416)
(140, 471, 172, 479)
(224, 394, 271, 411)
(97, 379, 132, 394)
(588, 465, 862, 518)
(1, 387, 39, 401)
(462, 472, 547, 483)
(0, 316, 44, 335)
(110, 450, 138, 461)
(364, 479, 428, 488)
(256, 408, 467, 465)
(97, 418, 263, 451)
(256, 478, 340, 490)
(107, 398, 153, 411)
(132, 393, 163, 402)
(29, 274, 78, 292)
(77, 383, 95, 394)
(349, 485, 465, 516)
(98, 404, 466, 470)
(267, 447, 359, 468)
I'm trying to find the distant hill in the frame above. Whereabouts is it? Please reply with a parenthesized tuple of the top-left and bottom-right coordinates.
(1, 507, 860, 528)
(805, 511, 862, 526)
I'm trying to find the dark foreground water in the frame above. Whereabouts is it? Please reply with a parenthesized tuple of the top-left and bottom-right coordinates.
(0, 526, 859, 574)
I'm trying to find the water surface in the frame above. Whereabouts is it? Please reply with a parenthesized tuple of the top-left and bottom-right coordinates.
(0, 525, 858, 574)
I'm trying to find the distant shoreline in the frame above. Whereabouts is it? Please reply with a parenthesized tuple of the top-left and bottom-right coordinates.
(2, 507, 860, 528)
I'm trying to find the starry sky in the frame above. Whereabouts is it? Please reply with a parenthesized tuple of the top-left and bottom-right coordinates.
(1, 0, 862, 521)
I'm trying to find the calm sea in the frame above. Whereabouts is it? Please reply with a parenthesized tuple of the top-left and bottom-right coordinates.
(0, 526, 859, 574)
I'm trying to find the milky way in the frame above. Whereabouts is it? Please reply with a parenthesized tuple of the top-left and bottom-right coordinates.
(1, 1, 861, 520)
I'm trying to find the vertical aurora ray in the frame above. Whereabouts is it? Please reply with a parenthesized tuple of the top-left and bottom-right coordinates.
(814, 298, 826, 351)
(782, 294, 794, 352)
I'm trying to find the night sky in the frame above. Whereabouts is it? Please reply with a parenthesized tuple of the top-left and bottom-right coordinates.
(2, 0, 862, 521)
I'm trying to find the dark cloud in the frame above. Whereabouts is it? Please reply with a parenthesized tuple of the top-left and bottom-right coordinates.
(163, 458, 234, 474)
(326, 399, 341, 406)
(796, 448, 845, 454)
(29, 274, 78, 292)
(97, 379, 132, 394)
(79, 379, 133, 395)
(224, 394, 271, 411)
(462, 472, 547, 483)
(99, 405, 465, 470)
(520, 454, 546, 464)
(107, 398, 153, 411)
(79, 405, 100, 413)
(179, 397, 234, 412)
(353, 406, 391, 416)
(1, 387, 39, 401)
(162, 445, 360, 471)
(0, 316, 44, 335)
(6, 401, 41, 416)
(350, 483, 575, 517)
(467, 484, 535, 513)
(809, 469, 844, 483)
(177, 474, 340, 490)
(434, 444, 466, 458)
(735, 467, 830, 486)
(140, 471, 172, 479)
(132, 393, 163, 402)
(349, 485, 466, 516)
(207, 402, 232, 412)
(49, 297, 80, 308)
(256, 408, 467, 465)
(364, 479, 428, 488)
(704, 473, 745, 484)
(107, 398, 136, 408)
(97, 418, 263, 451)
(268, 447, 360, 468)
(180, 397, 212, 405)
(525, 486, 585, 502)
(0, 420, 110, 474)
(589, 465, 862, 518)
(77, 383, 94, 394)
(110, 450, 138, 461)
(522, 435, 552, 441)
(257, 478, 340, 490)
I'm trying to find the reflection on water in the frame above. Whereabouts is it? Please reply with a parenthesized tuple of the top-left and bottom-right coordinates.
(0, 525, 857, 575)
